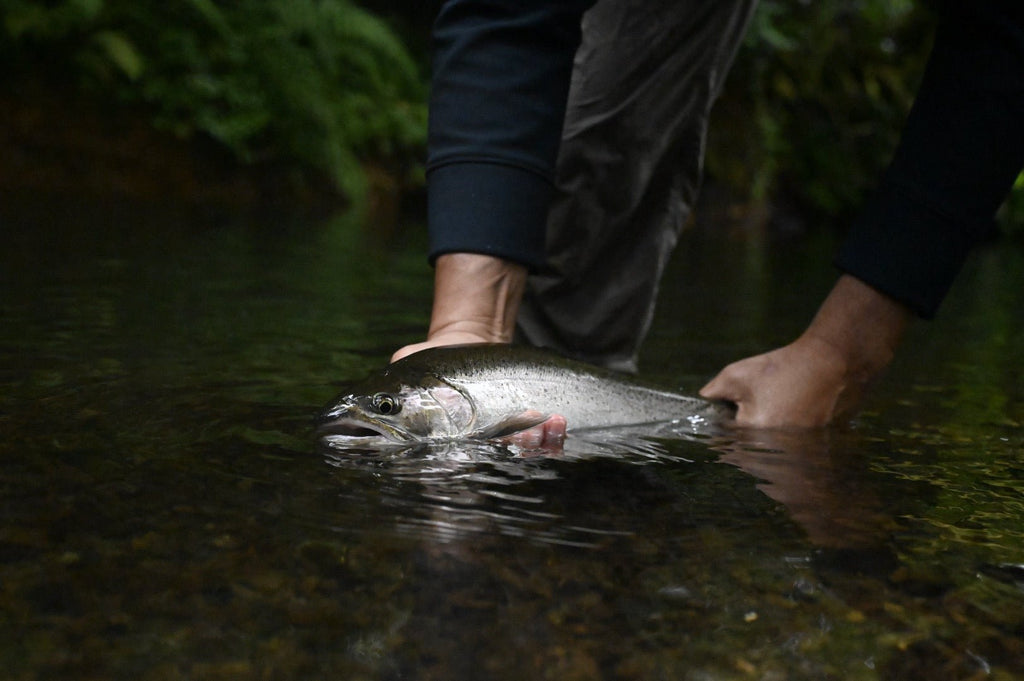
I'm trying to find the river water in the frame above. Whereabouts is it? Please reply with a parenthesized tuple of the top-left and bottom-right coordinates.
(1, 194, 1022, 680)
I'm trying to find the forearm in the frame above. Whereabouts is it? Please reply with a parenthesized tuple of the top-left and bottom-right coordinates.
(428, 0, 594, 266)
(836, 2, 1024, 318)
(395, 2, 591, 364)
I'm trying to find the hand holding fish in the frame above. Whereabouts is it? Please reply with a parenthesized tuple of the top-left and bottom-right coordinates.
(389, 267, 908, 432)
(393, 341, 570, 450)
(391, 253, 527, 363)
(496, 412, 567, 452)
(701, 275, 910, 427)
(387, 253, 569, 450)
(700, 336, 855, 428)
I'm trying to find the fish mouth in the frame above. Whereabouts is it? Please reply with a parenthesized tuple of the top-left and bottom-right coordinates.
(315, 416, 409, 445)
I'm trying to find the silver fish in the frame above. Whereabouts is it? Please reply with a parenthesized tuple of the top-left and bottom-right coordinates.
(316, 344, 731, 445)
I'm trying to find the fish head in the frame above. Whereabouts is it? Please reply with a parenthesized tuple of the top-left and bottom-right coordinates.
(316, 372, 476, 445)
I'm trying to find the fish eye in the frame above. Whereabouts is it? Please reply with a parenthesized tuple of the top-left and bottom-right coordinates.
(371, 393, 400, 415)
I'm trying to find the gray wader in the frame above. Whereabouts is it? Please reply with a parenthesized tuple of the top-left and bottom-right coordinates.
(516, 0, 758, 372)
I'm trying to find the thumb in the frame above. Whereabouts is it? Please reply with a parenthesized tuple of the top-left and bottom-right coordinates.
(391, 341, 433, 364)
(699, 365, 748, 404)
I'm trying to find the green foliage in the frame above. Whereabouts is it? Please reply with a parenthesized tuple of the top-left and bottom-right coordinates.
(0, 0, 427, 199)
(2, 0, 143, 82)
(5, 0, 1021, 228)
(708, 0, 935, 220)
(4, 0, 104, 41)
(997, 172, 1024, 235)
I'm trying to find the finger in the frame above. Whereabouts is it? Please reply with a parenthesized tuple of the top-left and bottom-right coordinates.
(540, 414, 567, 448)
(506, 423, 546, 449)
(500, 414, 567, 453)
(698, 375, 725, 400)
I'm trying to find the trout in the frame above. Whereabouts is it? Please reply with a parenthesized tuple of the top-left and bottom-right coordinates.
(316, 344, 730, 445)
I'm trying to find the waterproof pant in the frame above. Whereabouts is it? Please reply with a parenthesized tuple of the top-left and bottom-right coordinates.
(517, 0, 758, 372)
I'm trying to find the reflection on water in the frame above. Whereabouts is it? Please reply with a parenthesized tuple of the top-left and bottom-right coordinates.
(713, 428, 900, 550)
(318, 425, 721, 550)
(2, 193, 1023, 679)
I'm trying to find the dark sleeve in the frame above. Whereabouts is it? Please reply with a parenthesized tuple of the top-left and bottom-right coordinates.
(835, 1, 1024, 318)
(426, 0, 595, 267)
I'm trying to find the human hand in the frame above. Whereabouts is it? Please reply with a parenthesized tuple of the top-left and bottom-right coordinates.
(393, 339, 571, 450)
(390, 252, 567, 450)
(391, 332, 495, 363)
(701, 274, 911, 428)
(391, 253, 528, 363)
(700, 335, 856, 428)
(499, 414, 568, 453)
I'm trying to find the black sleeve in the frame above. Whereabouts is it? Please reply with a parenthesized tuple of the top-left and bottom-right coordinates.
(425, 0, 594, 267)
(835, 1, 1024, 318)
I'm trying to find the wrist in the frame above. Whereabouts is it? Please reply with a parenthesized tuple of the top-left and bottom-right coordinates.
(427, 253, 528, 344)
(802, 274, 911, 385)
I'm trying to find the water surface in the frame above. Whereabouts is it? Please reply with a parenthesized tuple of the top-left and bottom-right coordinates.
(1, 194, 1022, 680)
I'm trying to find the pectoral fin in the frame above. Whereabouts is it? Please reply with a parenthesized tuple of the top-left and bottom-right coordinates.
(474, 410, 550, 440)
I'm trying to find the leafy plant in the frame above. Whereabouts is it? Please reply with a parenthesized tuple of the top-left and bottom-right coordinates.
(707, 0, 935, 221)
(2, 0, 144, 81)
(1, 0, 428, 200)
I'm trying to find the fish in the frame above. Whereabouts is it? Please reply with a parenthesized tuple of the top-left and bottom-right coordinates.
(315, 344, 731, 446)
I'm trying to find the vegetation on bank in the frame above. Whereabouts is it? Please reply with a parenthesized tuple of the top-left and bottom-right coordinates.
(710, 0, 932, 219)
(716, 0, 1024, 231)
(1, 0, 427, 200)
(1, 0, 1020, 228)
